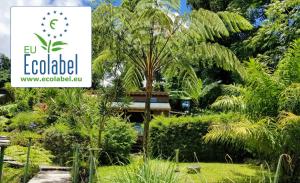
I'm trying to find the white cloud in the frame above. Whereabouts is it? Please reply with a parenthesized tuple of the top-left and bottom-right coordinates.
(0, 0, 83, 57)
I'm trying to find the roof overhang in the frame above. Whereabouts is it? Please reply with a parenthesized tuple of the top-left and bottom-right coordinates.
(112, 102, 171, 112)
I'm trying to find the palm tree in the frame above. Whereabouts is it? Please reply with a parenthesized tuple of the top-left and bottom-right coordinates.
(92, 0, 252, 157)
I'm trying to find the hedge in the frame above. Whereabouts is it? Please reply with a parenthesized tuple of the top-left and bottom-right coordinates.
(150, 113, 250, 162)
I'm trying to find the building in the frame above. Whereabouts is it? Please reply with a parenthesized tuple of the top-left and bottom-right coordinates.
(112, 91, 171, 123)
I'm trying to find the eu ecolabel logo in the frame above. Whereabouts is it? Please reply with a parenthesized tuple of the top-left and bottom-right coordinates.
(11, 7, 91, 87)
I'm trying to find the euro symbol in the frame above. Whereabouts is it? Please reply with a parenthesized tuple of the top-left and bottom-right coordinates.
(50, 19, 58, 30)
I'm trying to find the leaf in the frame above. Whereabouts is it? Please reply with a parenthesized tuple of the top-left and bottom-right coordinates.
(52, 41, 67, 47)
(34, 33, 47, 47)
(41, 46, 47, 51)
(52, 47, 63, 52)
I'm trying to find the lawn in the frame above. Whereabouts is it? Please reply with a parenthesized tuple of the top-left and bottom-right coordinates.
(97, 156, 271, 183)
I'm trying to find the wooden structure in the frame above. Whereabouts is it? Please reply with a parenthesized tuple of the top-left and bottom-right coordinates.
(112, 92, 171, 122)
(0, 136, 10, 182)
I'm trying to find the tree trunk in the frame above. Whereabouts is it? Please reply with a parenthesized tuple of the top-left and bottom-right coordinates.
(143, 77, 153, 159)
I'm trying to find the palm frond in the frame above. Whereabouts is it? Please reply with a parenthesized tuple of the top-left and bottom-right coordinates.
(275, 38, 300, 84)
(194, 42, 245, 76)
(211, 95, 245, 112)
(123, 65, 144, 92)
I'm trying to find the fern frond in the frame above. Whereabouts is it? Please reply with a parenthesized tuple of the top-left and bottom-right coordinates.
(275, 38, 300, 84)
(211, 95, 245, 112)
(123, 65, 144, 92)
(194, 42, 245, 76)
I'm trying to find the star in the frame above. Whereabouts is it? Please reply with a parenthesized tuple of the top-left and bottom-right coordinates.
(54, 35, 57, 39)
(64, 17, 67, 20)
(64, 29, 67, 32)
(54, 11, 56, 14)
(43, 17, 46, 20)
(66, 23, 69, 26)
(41, 23, 44, 26)
(43, 29, 46, 32)
(60, 34, 63, 37)
(48, 34, 51, 37)
(47, 12, 50, 15)
(60, 12, 63, 15)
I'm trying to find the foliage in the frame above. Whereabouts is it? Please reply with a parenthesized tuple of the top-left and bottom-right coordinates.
(279, 84, 300, 115)
(275, 39, 300, 85)
(92, 0, 252, 156)
(0, 116, 9, 131)
(5, 145, 53, 165)
(150, 113, 249, 162)
(100, 117, 137, 164)
(3, 167, 23, 183)
(243, 59, 284, 118)
(3, 131, 42, 146)
(8, 111, 47, 131)
(234, 0, 300, 69)
(0, 54, 10, 87)
(43, 122, 90, 164)
(0, 104, 18, 118)
(111, 158, 178, 183)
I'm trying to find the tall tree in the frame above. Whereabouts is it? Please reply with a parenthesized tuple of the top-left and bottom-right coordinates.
(0, 54, 10, 87)
(92, 0, 252, 157)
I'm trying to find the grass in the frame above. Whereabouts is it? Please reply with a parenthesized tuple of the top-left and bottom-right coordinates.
(97, 156, 270, 183)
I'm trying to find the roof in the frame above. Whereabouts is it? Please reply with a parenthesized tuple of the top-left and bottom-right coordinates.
(128, 91, 169, 97)
(112, 102, 171, 111)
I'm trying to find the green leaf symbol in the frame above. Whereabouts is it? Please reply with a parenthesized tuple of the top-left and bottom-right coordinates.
(34, 33, 47, 47)
(52, 47, 63, 52)
(52, 41, 67, 47)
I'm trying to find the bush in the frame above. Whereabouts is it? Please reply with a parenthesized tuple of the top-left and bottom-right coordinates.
(3, 131, 42, 146)
(150, 113, 250, 162)
(8, 111, 47, 131)
(100, 117, 137, 164)
(0, 116, 9, 131)
(43, 122, 89, 165)
(5, 145, 53, 165)
(0, 104, 18, 118)
(279, 83, 300, 115)
(3, 167, 23, 183)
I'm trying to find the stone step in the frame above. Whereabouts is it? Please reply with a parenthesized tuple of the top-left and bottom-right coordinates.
(39, 165, 71, 171)
(28, 170, 71, 183)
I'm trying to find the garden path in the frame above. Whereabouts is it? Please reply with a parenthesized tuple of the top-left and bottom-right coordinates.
(28, 166, 71, 183)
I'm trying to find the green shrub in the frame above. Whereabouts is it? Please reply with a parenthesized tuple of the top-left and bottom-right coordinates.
(150, 113, 249, 162)
(3, 167, 23, 183)
(3, 131, 42, 146)
(8, 111, 47, 131)
(43, 122, 89, 165)
(0, 116, 9, 131)
(0, 104, 18, 118)
(100, 117, 137, 164)
(279, 83, 300, 115)
(5, 145, 53, 165)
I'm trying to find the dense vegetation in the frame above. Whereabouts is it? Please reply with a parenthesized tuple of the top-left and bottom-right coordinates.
(0, 0, 299, 182)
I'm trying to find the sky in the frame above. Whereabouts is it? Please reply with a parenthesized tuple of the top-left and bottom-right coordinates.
(0, 0, 190, 57)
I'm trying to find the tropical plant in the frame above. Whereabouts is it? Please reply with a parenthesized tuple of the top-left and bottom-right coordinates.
(92, 0, 252, 157)
(207, 38, 300, 180)
(111, 158, 178, 183)
(100, 117, 137, 164)
(234, 0, 300, 69)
